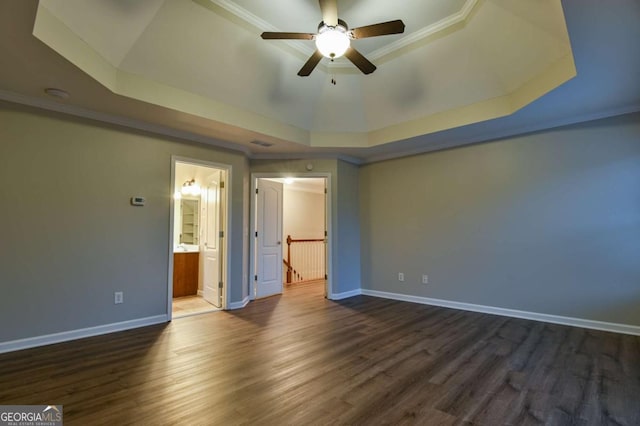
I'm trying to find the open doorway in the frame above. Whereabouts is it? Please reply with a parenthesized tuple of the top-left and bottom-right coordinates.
(251, 174, 332, 300)
(169, 159, 229, 318)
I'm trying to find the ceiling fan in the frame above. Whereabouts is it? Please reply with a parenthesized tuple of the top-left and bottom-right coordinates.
(261, 0, 405, 77)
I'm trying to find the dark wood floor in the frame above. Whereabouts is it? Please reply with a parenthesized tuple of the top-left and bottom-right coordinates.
(1, 281, 639, 425)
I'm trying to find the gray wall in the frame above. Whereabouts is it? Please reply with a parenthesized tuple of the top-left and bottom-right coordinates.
(3, 97, 637, 345)
(250, 159, 361, 295)
(336, 160, 361, 294)
(0, 102, 248, 342)
(360, 112, 640, 326)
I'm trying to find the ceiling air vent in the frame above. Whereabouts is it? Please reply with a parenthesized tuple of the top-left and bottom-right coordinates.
(250, 140, 274, 147)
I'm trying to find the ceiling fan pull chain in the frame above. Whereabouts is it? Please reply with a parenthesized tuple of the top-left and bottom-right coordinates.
(331, 74, 337, 86)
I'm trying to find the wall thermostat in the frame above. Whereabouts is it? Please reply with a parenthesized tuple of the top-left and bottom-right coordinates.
(131, 196, 146, 206)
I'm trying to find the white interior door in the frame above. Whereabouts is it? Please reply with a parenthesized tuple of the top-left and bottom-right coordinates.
(256, 179, 283, 298)
(203, 170, 221, 307)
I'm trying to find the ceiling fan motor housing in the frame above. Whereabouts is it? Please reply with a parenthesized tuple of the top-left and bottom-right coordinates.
(317, 19, 349, 33)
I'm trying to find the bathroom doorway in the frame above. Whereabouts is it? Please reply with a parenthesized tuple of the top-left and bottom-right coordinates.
(251, 174, 332, 300)
(169, 158, 229, 319)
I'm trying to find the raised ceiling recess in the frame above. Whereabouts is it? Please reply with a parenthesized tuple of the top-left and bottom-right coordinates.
(33, 0, 575, 150)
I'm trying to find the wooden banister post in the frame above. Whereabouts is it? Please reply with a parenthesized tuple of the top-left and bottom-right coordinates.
(286, 235, 292, 283)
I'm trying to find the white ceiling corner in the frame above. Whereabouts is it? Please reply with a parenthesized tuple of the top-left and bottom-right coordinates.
(39, 0, 165, 67)
(202, 0, 315, 58)
(364, 0, 477, 62)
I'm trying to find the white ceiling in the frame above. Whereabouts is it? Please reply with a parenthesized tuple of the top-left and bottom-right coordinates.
(33, 0, 574, 142)
(0, 0, 638, 163)
(36, 0, 166, 67)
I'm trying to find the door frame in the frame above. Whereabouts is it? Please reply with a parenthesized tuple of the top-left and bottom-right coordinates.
(250, 172, 333, 300)
(168, 156, 232, 320)
(202, 169, 223, 308)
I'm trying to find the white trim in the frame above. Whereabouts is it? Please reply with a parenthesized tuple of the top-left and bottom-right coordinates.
(2, 89, 638, 168)
(0, 89, 250, 156)
(329, 288, 362, 300)
(327, 0, 477, 71)
(228, 296, 250, 310)
(0, 315, 168, 354)
(249, 152, 363, 165)
(250, 173, 333, 301)
(205, 0, 313, 58)
(168, 160, 176, 320)
(362, 103, 640, 164)
(364, 0, 476, 61)
(169, 157, 233, 318)
(361, 289, 640, 336)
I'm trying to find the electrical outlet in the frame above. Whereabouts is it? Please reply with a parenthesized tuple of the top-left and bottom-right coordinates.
(398, 272, 405, 282)
(422, 274, 429, 284)
(114, 291, 124, 304)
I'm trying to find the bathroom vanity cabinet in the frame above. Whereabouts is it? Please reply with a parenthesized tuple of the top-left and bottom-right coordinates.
(173, 252, 199, 297)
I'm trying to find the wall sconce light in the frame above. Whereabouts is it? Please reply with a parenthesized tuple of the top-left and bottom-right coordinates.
(181, 179, 201, 196)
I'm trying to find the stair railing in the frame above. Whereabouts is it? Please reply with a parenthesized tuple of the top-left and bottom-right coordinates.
(284, 235, 325, 284)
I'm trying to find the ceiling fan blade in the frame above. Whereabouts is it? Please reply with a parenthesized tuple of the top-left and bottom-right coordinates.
(298, 50, 324, 76)
(261, 32, 315, 40)
(344, 47, 376, 74)
(351, 20, 405, 39)
(319, 0, 338, 26)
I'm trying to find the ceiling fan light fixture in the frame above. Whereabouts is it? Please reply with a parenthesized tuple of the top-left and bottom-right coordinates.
(261, 2, 405, 76)
(315, 24, 350, 59)
(181, 179, 201, 196)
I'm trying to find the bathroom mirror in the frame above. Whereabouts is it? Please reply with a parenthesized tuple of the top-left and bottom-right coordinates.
(180, 198, 199, 244)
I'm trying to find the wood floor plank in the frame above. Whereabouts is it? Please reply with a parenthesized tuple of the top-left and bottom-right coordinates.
(0, 281, 638, 425)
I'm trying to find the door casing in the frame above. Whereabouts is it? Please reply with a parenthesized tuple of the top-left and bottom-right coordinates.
(250, 172, 333, 300)
(168, 156, 231, 319)
(202, 170, 222, 307)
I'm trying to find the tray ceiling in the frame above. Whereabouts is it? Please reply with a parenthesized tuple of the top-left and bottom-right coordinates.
(34, 0, 575, 150)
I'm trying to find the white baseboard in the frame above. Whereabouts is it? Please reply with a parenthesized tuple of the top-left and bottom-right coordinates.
(361, 289, 640, 336)
(0, 315, 169, 354)
(228, 296, 250, 310)
(329, 288, 363, 300)
(197, 290, 204, 297)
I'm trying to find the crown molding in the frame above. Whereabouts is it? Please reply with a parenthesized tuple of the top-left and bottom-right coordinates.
(329, 0, 478, 72)
(203, 0, 315, 58)
(0, 89, 252, 156)
(369, 0, 477, 61)
(2, 89, 637, 167)
(361, 103, 640, 164)
(249, 151, 364, 165)
(0, 88, 367, 163)
(203, 0, 478, 75)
